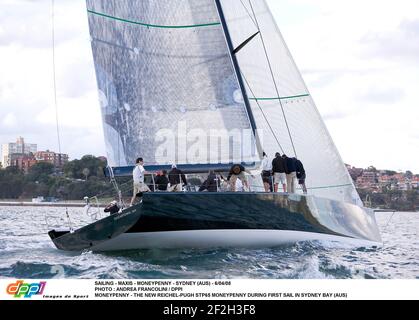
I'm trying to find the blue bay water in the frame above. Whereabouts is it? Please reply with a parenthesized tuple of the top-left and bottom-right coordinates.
(0, 206, 417, 279)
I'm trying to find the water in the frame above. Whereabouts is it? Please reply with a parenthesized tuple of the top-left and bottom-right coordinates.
(0, 207, 417, 279)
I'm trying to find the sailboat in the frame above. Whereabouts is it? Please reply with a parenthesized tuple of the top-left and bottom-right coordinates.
(48, 0, 382, 251)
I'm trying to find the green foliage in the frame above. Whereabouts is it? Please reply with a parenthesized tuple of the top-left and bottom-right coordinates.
(63, 155, 106, 179)
(0, 167, 24, 199)
(359, 188, 419, 211)
(405, 190, 418, 211)
(0, 155, 112, 200)
(26, 162, 55, 183)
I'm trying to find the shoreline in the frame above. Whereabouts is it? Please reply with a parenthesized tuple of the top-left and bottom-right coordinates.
(0, 201, 416, 212)
(0, 201, 103, 208)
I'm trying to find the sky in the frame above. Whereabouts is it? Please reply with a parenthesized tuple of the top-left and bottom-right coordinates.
(0, 0, 418, 172)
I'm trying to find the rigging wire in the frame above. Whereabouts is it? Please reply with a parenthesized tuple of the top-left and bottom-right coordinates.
(248, 0, 298, 157)
(236, 0, 285, 154)
(239, 0, 258, 27)
(51, 0, 72, 220)
(382, 211, 397, 233)
(51, 0, 62, 155)
(380, 210, 397, 248)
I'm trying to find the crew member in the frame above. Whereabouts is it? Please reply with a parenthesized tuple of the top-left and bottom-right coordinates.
(296, 158, 307, 194)
(283, 155, 297, 193)
(261, 152, 272, 192)
(272, 152, 287, 192)
(168, 164, 187, 192)
(199, 170, 218, 192)
(155, 170, 169, 191)
(130, 157, 150, 206)
(227, 164, 251, 192)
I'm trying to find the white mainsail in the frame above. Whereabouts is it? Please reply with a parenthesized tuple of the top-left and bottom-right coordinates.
(220, 0, 361, 205)
(86, 0, 259, 167)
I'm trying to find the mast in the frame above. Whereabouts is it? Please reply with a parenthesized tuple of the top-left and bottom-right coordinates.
(214, 0, 257, 136)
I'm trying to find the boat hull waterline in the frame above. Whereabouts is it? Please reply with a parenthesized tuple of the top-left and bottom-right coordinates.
(48, 192, 382, 252)
(90, 230, 381, 251)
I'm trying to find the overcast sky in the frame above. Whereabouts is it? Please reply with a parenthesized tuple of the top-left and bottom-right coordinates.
(0, 0, 418, 172)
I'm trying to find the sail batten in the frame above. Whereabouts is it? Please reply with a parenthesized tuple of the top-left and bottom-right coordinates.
(249, 94, 310, 101)
(87, 9, 221, 29)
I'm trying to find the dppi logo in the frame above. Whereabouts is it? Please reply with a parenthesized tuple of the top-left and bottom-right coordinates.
(6, 280, 46, 298)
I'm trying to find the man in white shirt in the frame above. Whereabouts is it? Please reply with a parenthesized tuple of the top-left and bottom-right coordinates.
(130, 157, 150, 206)
(261, 152, 273, 192)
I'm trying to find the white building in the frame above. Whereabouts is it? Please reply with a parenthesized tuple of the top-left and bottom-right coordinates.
(1, 137, 37, 167)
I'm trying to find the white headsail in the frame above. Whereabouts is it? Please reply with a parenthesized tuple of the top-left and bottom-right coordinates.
(220, 0, 361, 205)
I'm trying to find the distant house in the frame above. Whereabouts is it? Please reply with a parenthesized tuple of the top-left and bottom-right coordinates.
(1, 136, 37, 168)
(34, 150, 69, 169)
(9, 153, 37, 173)
(356, 171, 378, 189)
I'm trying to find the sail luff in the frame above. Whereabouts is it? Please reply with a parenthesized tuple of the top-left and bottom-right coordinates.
(213, 0, 256, 134)
(214, 0, 262, 159)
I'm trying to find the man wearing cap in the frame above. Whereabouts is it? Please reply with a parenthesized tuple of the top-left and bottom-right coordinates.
(168, 164, 188, 192)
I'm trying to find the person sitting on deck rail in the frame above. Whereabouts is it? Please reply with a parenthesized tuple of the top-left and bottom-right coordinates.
(168, 164, 188, 192)
(130, 157, 150, 206)
(199, 170, 218, 192)
(227, 164, 251, 192)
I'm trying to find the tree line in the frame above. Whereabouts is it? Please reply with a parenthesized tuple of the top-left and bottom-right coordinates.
(357, 188, 418, 212)
(0, 155, 121, 200)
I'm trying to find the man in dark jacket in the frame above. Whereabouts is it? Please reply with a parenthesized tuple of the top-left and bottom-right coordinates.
(272, 152, 287, 192)
(295, 159, 307, 194)
(283, 155, 297, 193)
(199, 171, 218, 192)
(154, 170, 169, 191)
(168, 165, 187, 192)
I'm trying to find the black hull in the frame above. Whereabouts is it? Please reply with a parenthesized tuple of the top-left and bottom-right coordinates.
(49, 193, 382, 251)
